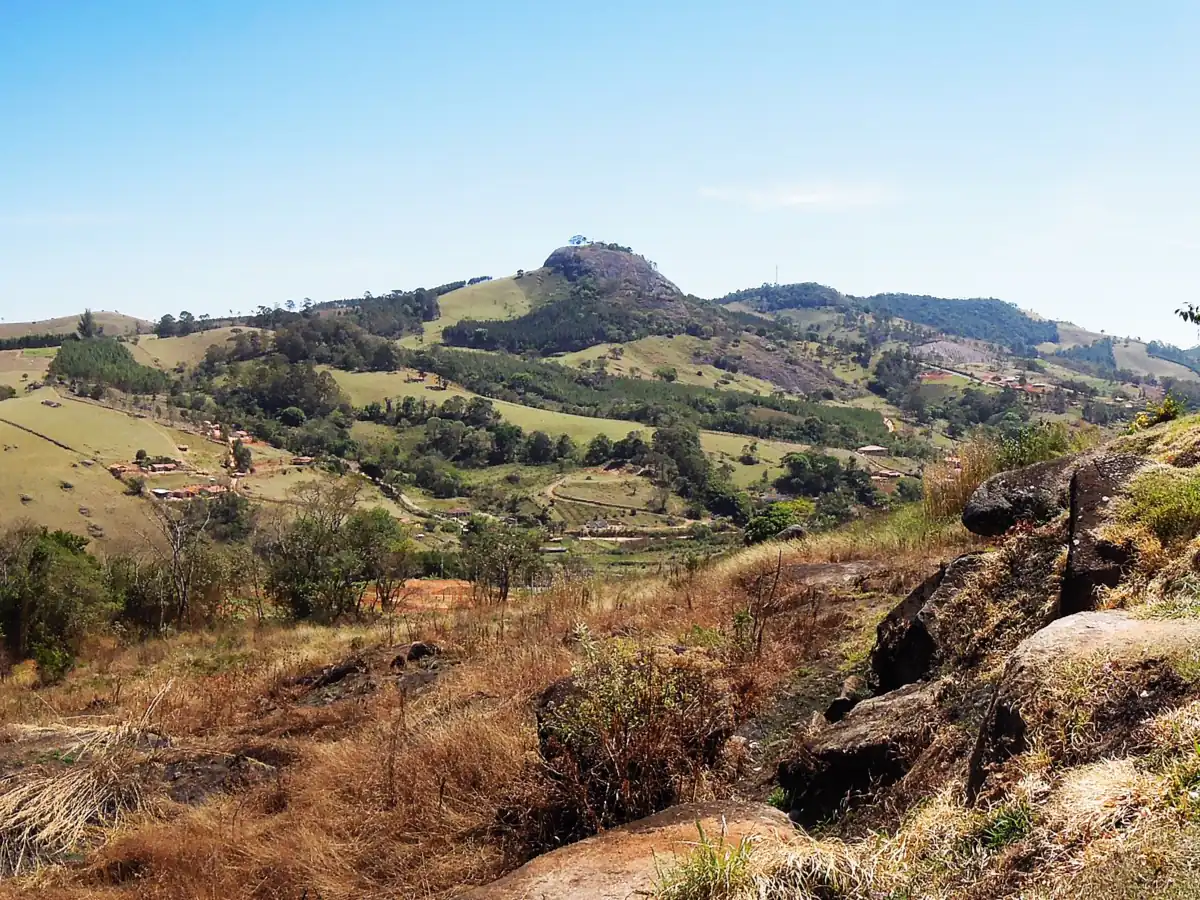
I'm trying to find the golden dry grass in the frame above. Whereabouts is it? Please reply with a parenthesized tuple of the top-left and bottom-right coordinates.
(0, 547, 875, 900)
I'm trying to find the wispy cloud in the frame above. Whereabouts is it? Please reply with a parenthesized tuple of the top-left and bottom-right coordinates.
(699, 182, 891, 211)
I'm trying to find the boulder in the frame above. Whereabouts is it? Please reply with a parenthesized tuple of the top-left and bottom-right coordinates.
(962, 455, 1078, 536)
(968, 612, 1200, 799)
(778, 680, 945, 827)
(1061, 454, 1150, 614)
(869, 553, 987, 693)
(824, 675, 867, 723)
(774, 523, 808, 542)
(461, 802, 789, 900)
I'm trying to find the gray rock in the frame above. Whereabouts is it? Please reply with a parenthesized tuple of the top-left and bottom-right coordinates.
(779, 680, 945, 826)
(968, 611, 1200, 799)
(962, 455, 1078, 536)
(1061, 454, 1151, 614)
(869, 553, 988, 693)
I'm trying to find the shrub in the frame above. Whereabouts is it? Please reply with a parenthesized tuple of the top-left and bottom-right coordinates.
(998, 421, 1072, 470)
(744, 500, 813, 544)
(1129, 394, 1186, 432)
(534, 642, 734, 844)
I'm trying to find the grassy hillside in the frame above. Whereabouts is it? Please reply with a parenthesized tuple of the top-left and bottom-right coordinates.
(0, 389, 184, 462)
(0, 311, 148, 339)
(329, 367, 654, 443)
(0, 418, 154, 551)
(130, 327, 263, 370)
(557, 335, 778, 394)
(328, 367, 813, 483)
(401, 271, 571, 347)
(1044, 324, 1199, 382)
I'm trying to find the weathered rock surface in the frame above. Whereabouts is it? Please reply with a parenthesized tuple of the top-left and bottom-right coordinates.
(962, 455, 1078, 536)
(774, 523, 808, 542)
(869, 553, 987, 692)
(969, 612, 1200, 798)
(779, 680, 945, 827)
(1061, 454, 1150, 614)
(462, 802, 789, 900)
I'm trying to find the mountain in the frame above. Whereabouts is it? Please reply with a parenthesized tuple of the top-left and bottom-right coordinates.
(721, 282, 1058, 353)
(440, 244, 726, 354)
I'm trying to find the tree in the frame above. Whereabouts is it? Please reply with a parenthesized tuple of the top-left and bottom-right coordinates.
(260, 478, 370, 622)
(231, 439, 253, 472)
(653, 366, 678, 382)
(460, 519, 545, 605)
(156, 314, 178, 337)
(343, 507, 414, 614)
(146, 498, 213, 631)
(0, 526, 115, 678)
(177, 311, 197, 336)
(77, 309, 99, 339)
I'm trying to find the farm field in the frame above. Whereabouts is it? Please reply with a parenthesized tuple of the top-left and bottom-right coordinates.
(556, 335, 777, 394)
(551, 471, 685, 515)
(0, 419, 154, 552)
(0, 348, 52, 389)
(130, 327, 261, 370)
(0, 389, 183, 462)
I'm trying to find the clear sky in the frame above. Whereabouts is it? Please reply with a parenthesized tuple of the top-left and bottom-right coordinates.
(2, 1, 1199, 344)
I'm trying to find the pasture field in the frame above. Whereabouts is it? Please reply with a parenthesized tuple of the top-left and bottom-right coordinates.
(400, 269, 572, 347)
(1112, 340, 1199, 381)
(328, 368, 649, 443)
(552, 471, 685, 515)
(0, 419, 155, 552)
(130, 327, 262, 370)
(0, 390, 182, 462)
(0, 349, 52, 389)
(556, 335, 777, 394)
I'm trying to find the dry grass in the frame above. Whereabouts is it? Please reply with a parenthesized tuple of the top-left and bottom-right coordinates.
(922, 437, 1000, 520)
(0, 539, 878, 899)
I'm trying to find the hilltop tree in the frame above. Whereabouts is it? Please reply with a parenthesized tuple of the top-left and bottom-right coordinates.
(156, 314, 177, 337)
(77, 309, 99, 339)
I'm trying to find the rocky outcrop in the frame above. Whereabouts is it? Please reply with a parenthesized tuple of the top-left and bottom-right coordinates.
(1061, 455, 1150, 614)
(968, 612, 1200, 799)
(779, 680, 945, 827)
(869, 554, 987, 692)
(962, 455, 1078, 536)
(544, 245, 683, 305)
(462, 802, 788, 900)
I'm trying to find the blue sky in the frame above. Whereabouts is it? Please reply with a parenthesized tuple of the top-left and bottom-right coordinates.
(2, 1, 1199, 344)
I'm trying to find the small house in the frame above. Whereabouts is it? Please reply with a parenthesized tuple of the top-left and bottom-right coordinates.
(856, 445, 889, 457)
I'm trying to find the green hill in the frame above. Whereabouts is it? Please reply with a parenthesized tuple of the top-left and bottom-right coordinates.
(721, 282, 1058, 353)
(441, 245, 726, 354)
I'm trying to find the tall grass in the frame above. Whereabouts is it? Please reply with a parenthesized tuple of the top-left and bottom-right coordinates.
(922, 437, 1001, 520)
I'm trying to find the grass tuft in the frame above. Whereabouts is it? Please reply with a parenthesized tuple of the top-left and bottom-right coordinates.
(653, 824, 755, 900)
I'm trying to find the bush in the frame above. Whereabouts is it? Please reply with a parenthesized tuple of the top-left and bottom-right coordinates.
(743, 500, 814, 544)
(533, 642, 734, 844)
